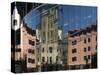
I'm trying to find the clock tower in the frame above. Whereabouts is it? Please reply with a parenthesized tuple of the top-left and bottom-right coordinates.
(11, 3, 20, 30)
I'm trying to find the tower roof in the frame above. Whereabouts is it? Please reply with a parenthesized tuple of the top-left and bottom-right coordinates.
(13, 3, 19, 15)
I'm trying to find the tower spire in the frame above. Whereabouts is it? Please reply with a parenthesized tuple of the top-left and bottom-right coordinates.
(13, 2, 18, 14)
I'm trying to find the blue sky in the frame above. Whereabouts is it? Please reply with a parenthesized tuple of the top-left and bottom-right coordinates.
(24, 4, 97, 33)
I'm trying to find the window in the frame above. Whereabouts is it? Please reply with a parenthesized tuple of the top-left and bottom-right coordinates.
(88, 38, 91, 42)
(72, 48, 77, 53)
(49, 47, 53, 53)
(29, 40, 35, 46)
(88, 46, 91, 51)
(84, 48, 86, 52)
(42, 57, 45, 62)
(84, 56, 87, 60)
(28, 58, 35, 63)
(96, 45, 97, 50)
(13, 19, 17, 26)
(72, 57, 77, 62)
(50, 57, 52, 63)
(28, 49, 34, 54)
(84, 39, 86, 43)
(31, 50, 35, 54)
(16, 29, 20, 45)
(28, 49, 31, 53)
(88, 55, 90, 59)
(42, 48, 44, 52)
(96, 36, 97, 41)
(56, 56, 58, 62)
(16, 48, 21, 52)
(72, 40, 77, 45)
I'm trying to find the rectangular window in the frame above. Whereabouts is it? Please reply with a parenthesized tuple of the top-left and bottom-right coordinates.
(88, 55, 90, 59)
(50, 57, 52, 63)
(28, 49, 31, 53)
(42, 48, 44, 52)
(72, 48, 77, 53)
(96, 36, 97, 41)
(31, 50, 35, 54)
(49, 47, 53, 53)
(42, 57, 45, 62)
(72, 40, 77, 45)
(72, 57, 77, 62)
(88, 38, 91, 42)
(28, 49, 34, 54)
(84, 39, 86, 44)
(88, 46, 91, 51)
(56, 56, 58, 62)
(96, 45, 97, 50)
(84, 48, 86, 52)
(29, 40, 35, 46)
(28, 58, 35, 63)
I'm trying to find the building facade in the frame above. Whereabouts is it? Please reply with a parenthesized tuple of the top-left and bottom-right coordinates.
(11, 5, 37, 72)
(67, 25, 97, 69)
(36, 5, 63, 71)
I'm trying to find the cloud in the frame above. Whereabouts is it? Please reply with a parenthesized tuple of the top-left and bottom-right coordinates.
(64, 23, 68, 26)
(87, 15, 92, 18)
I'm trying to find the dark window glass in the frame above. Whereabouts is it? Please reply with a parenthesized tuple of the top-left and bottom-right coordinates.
(56, 56, 58, 62)
(84, 39, 86, 43)
(28, 49, 31, 53)
(96, 36, 97, 41)
(42, 57, 45, 62)
(28, 49, 34, 54)
(42, 48, 44, 52)
(49, 47, 53, 53)
(31, 50, 35, 54)
(84, 48, 86, 52)
(88, 46, 91, 51)
(72, 57, 77, 62)
(96, 45, 97, 50)
(50, 57, 52, 63)
(29, 40, 35, 46)
(72, 40, 77, 45)
(88, 38, 91, 42)
(72, 48, 77, 53)
(88, 55, 90, 59)
(28, 58, 35, 63)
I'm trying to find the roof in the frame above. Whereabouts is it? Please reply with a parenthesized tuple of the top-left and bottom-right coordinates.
(68, 25, 97, 37)
(23, 22, 36, 36)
